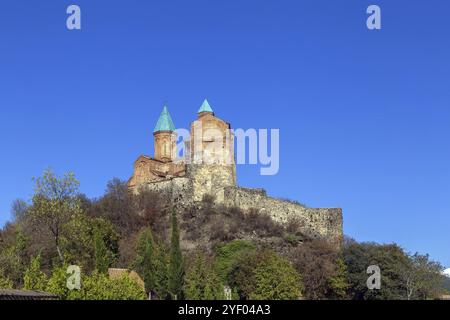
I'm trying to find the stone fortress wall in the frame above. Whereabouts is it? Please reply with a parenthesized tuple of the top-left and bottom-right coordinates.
(136, 165, 343, 243)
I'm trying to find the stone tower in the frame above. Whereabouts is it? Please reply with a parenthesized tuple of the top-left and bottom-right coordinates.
(153, 106, 176, 162)
(187, 99, 236, 203)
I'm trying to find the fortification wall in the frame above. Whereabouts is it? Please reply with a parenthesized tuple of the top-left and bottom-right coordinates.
(187, 164, 236, 203)
(224, 186, 343, 243)
(137, 173, 343, 244)
(144, 177, 193, 208)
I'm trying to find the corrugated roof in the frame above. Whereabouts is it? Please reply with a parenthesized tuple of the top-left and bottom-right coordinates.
(0, 289, 58, 300)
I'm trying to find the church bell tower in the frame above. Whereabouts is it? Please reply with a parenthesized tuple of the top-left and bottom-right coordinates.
(153, 106, 176, 163)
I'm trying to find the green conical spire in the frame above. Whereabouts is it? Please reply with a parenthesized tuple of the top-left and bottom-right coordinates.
(198, 99, 214, 114)
(154, 106, 176, 133)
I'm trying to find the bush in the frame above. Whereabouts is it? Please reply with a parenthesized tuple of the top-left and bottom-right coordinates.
(45, 266, 146, 300)
(75, 271, 146, 300)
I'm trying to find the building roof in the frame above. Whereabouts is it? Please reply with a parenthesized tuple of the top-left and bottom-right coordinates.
(154, 106, 176, 133)
(0, 289, 58, 300)
(198, 99, 214, 114)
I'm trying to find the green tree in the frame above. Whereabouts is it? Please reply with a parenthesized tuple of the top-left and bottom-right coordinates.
(402, 253, 444, 300)
(0, 269, 13, 289)
(184, 251, 224, 300)
(288, 239, 347, 300)
(250, 251, 302, 300)
(215, 240, 255, 283)
(328, 258, 350, 299)
(23, 255, 48, 291)
(93, 227, 110, 274)
(29, 169, 82, 262)
(153, 239, 169, 299)
(0, 228, 27, 287)
(168, 209, 184, 299)
(46, 264, 72, 299)
(134, 228, 157, 293)
(231, 250, 302, 300)
(343, 240, 412, 300)
(63, 216, 118, 273)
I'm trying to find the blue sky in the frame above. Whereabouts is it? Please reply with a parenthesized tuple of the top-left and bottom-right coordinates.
(0, 1, 449, 266)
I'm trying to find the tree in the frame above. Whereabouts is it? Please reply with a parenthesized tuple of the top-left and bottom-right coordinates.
(152, 239, 170, 299)
(63, 216, 118, 274)
(88, 179, 141, 237)
(29, 169, 82, 262)
(230, 250, 302, 300)
(251, 252, 301, 300)
(215, 240, 255, 283)
(184, 251, 224, 300)
(289, 240, 349, 299)
(134, 228, 157, 293)
(23, 255, 48, 291)
(343, 240, 412, 300)
(168, 209, 184, 299)
(93, 228, 110, 274)
(402, 253, 444, 300)
(0, 227, 28, 287)
(328, 258, 350, 299)
(46, 264, 72, 299)
(0, 269, 13, 289)
(11, 199, 29, 222)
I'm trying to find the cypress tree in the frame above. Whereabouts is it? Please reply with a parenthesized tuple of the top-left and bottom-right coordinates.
(134, 228, 156, 293)
(94, 228, 110, 274)
(153, 240, 169, 299)
(168, 209, 184, 299)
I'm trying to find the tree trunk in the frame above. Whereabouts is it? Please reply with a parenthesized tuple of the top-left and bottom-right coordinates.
(55, 235, 64, 262)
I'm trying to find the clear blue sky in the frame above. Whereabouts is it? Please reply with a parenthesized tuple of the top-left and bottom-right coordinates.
(1, 1, 449, 266)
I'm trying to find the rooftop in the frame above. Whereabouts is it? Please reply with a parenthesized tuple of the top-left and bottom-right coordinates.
(198, 99, 214, 114)
(154, 106, 176, 133)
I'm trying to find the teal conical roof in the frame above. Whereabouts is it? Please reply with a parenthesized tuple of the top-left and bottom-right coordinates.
(154, 106, 176, 133)
(198, 99, 214, 114)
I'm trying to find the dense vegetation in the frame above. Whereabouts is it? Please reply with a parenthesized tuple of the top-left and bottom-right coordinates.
(0, 169, 447, 300)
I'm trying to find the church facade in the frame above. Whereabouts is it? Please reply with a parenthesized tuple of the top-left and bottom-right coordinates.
(128, 100, 343, 243)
